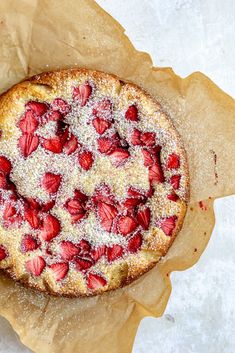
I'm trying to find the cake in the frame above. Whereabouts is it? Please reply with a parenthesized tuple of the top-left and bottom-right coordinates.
(0, 69, 189, 297)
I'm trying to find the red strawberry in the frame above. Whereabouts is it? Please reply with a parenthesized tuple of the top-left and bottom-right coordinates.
(128, 232, 143, 253)
(92, 99, 112, 119)
(50, 262, 69, 281)
(125, 105, 138, 121)
(74, 257, 93, 272)
(142, 148, 154, 167)
(167, 153, 180, 169)
(42, 136, 63, 153)
(21, 234, 39, 253)
(24, 208, 40, 229)
(127, 187, 145, 198)
(0, 173, 7, 189)
(170, 175, 181, 190)
(26, 101, 48, 116)
(90, 245, 106, 261)
(109, 148, 130, 167)
(3, 203, 16, 220)
(19, 111, 38, 133)
(167, 192, 179, 202)
(78, 151, 94, 171)
(78, 239, 91, 253)
(73, 83, 92, 107)
(149, 160, 164, 183)
(56, 123, 69, 145)
(25, 198, 41, 210)
(92, 184, 115, 205)
(0, 156, 12, 175)
(92, 118, 111, 135)
(0, 245, 7, 261)
(117, 215, 138, 236)
(140, 132, 156, 146)
(25, 256, 46, 276)
(46, 110, 63, 122)
(65, 199, 84, 215)
(87, 273, 107, 290)
(97, 202, 118, 232)
(60, 241, 79, 261)
(40, 214, 60, 241)
(107, 244, 123, 262)
(131, 128, 142, 145)
(74, 189, 88, 203)
(123, 197, 142, 209)
(159, 216, 177, 236)
(71, 212, 87, 223)
(64, 134, 78, 155)
(137, 207, 151, 230)
(97, 137, 114, 154)
(19, 133, 39, 157)
(52, 98, 71, 114)
(41, 172, 61, 194)
(41, 200, 55, 212)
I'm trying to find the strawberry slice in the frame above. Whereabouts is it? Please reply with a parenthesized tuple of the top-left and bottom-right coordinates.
(97, 202, 118, 232)
(92, 118, 111, 135)
(19, 133, 39, 157)
(128, 232, 143, 253)
(0, 245, 7, 261)
(26, 101, 48, 116)
(60, 241, 80, 261)
(117, 215, 138, 236)
(167, 153, 180, 169)
(0, 173, 7, 189)
(40, 214, 61, 241)
(64, 134, 78, 155)
(41, 200, 55, 212)
(92, 184, 115, 205)
(25, 198, 41, 210)
(19, 110, 38, 133)
(52, 98, 71, 114)
(87, 273, 107, 290)
(167, 192, 179, 202)
(21, 234, 39, 253)
(73, 83, 92, 107)
(123, 197, 143, 209)
(41, 172, 61, 194)
(170, 175, 181, 190)
(131, 128, 142, 145)
(92, 99, 112, 119)
(25, 256, 46, 276)
(97, 137, 114, 154)
(142, 148, 154, 167)
(109, 148, 130, 167)
(137, 207, 151, 230)
(74, 257, 93, 272)
(159, 216, 177, 236)
(3, 203, 16, 220)
(50, 262, 69, 281)
(42, 136, 63, 153)
(107, 244, 123, 262)
(125, 105, 138, 121)
(74, 189, 88, 203)
(24, 208, 40, 229)
(78, 239, 91, 254)
(0, 156, 12, 175)
(46, 110, 63, 122)
(78, 150, 94, 171)
(65, 199, 84, 215)
(127, 187, 145, 198)
(90, 245, 106, 261)
(140, 132, 156, 146)
(71, 212, 87, 223)
(149, 159, 164, 183)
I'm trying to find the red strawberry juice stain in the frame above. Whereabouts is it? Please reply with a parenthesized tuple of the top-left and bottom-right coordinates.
(210, 149, 218, 185)
(199, 201, 207, 211)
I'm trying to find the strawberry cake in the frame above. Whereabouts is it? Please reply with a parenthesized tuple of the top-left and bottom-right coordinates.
(0, 69, 189, 296)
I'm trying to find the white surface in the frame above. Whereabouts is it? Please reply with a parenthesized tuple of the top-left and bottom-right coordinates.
(0, 1, 234, 352)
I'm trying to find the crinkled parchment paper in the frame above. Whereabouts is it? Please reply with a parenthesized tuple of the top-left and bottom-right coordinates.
(0, 1, 234, 352)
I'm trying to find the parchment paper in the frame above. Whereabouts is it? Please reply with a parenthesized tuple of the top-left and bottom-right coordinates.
(0, 1, 234, 353)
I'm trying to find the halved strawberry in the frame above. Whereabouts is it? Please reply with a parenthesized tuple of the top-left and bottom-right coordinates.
(123, 197, 143, 209)
(97, 202, 118, 232)
(87, 273, 107, 290)
(65, 199, 84, 215)
(3, 203, 16, 220)
(78, 239, 91, 254)
(25, 256, 46, 276)
(50, 262, 69, 281)
(41, 200, 55, 212)
(52, 98, 71, 114)
(63, 134, 78, 155)
(142, 148, 154, 167)
(167, 192, 179, 202)
(140, 132, 156, 146)
(92, 184, 115, 205)
(148, 159, 164, 183)
(0, 173, 7, 189)
(128, 232, 143, 253)
(74, 189, 88, 203)
(41, 172, 61, 194)
(137, 207, 151, 230)
(21, 234, 39, 253)
(167, 153, 180, 169)
(24, 208, 40, 229)
(170, 175, 181, 190)
(0, 245, 7, 261)
(131, 128, 142, 145)
(73, 83, 92, 107)
(125, 105, 138, 121)
(78, 150, 94, 171)
(25, 198, 41, 210)
(19, 110, 38, 133)
(40, 214, 61, 241)
(110, 148, 130, 167)
(107, 244, 123, 262)
(159, 216, 177, 236)
(42, 136, 63, 153)
(71, 212, 87, 223)
(19, 133, 39, 157)
(127, 187, 145, 199)
(74, 257, 93, 271)
(0, 156, 12, 175)
(117, 215, 138, 236)
(26, 101, 48, 116)
(92, 99, 112, 119)
(90, 245, 106, 261)
(92, 118, 111, 135)
(60, 241, 79, 261)
(46, 110, 63, 122)
(97, 137, 114, 154)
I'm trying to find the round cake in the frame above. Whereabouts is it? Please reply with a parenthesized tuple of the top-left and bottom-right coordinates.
(0, 69, 189, 297)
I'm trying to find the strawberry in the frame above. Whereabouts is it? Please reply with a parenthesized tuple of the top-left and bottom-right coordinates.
(74, 257, 93, 272)
(19, 110, 38, 133)
(107, 244, 123, 262)
(3, 203, 16, 220)
(78, 150, 94, 171)
(127, 187, 145, 199)
(123, 197, 142, 209)
(78, 239, 91, 254)
(140, 132, 156, 146)
(87, 273, 107, 290)
(71, 212, 87, 223)
(65, 199, 84, 215)
(46, 110, 63, 122)
(40, 214, 61, 241)
(24, 208, 40, 229)
(128, 232, 143, 253)
(25, 256, 46, 276)
(148, 160, 164, 183)
(41, 172, 61, 194)
(125, 105, 138, 121)
(170, 175, 181, 190)
(92, 99, 112, 119)
(117, 215, 138, 236)
(90, 245, 106, 261)
(19, 133, 39, 157)
(63, 134, 78, 155)
(92, 118, 111, 135)
(21, 234, 39, 253)
(73, 83, 92, 107)
(109, 148, 130, 167)
(50, 262, 69, 281)
(26, 101, 48, 116)
(131, 128, 142, 145)
(97, 137, 114, 154)
(167, 192, 179, 202)
(167, 153, 180, 169)
(97, 202, 118, 232)
(25, 198, 41, 210)
(41, 200, 55, 212)
(142, 148, 154, 167)
(137, 207, 151, 230)
(56, 122, 69, 145)
(60, 241, 79, 261)
(0, 245, 7, 261)
(159, 216, 177, 236)
(42, 136, 63, 153)
(92, 184, 115, 205)
(0, 173, 7, 189)
(52, 98, 71, 114)
(0, 156, 12, 175)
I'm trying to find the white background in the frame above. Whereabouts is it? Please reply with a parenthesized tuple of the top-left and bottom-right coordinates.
(0, 0, 234, 352)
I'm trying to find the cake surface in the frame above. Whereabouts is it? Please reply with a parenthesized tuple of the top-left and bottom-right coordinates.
(0, 69, 189, 297)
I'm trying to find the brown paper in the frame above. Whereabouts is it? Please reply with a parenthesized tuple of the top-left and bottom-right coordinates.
(0, 1, 234, 352)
